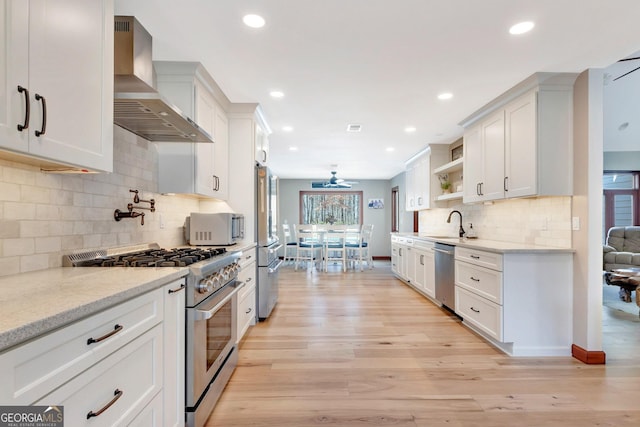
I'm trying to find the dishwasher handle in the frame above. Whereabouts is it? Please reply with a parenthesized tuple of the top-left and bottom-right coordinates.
(433, 247, 454, 256)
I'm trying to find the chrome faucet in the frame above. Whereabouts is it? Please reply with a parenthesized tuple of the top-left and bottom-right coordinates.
(447, 210, 465, 238)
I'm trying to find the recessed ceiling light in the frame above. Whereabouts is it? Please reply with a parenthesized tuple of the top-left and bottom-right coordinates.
(243, 14, 265, 28)
(509, 21, 535, 35)
(289, 146, 298, 151)
(270, 90, 284, 98)
(437, 92, 453, 100)
(386, 147, 395, 152)
(404, 126, 416, 133)
(346, 124, 362, 132)
(282, 126, 293, 132)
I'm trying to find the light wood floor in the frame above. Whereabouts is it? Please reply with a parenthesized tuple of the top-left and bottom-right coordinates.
(207, 261, 640, 426)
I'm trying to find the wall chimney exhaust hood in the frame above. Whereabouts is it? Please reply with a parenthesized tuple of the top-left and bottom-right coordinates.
(114, 16, 213, 143)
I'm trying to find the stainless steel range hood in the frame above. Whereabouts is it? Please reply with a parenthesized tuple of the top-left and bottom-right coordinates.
(114, 16, 213, 143)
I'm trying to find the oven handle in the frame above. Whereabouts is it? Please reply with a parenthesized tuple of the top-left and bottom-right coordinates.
(269, 259, 284, 273)
(194, 281, 245, 321)
(268, 244, 283, 253)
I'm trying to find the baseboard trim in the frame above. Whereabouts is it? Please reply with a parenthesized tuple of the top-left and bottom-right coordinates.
(373, 256, 391, 261)
(571, 344, 606, 364)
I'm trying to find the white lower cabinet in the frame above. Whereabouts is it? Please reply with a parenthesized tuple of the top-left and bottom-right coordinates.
(0, 277, 187, 425)
(454, 247, 573, 356)
(237, 247, 257, 342)
(37, 325, 163, 426)
(391, 235, 436, 300)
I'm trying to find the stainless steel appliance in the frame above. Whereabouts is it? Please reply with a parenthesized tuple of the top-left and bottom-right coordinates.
(64, 243, 243, 427)
(113, 16, 213, 143)
(434, 242, 456, 310)
(186, 212, 245, 246)
(256, 164, 283, 320)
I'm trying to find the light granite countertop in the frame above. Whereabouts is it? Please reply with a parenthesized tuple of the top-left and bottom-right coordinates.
(392, 232, 575, 254)
(0, 267, 189, 353)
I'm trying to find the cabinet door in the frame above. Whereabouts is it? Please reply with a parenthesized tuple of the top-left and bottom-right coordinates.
(27, 0, 112, 172)
(213, 106, 229, 200)
(415, 156, 429, 210)
(505, 90, 537, 198)
(480, 110, 505, 201)
(422, 248, 435, 298)
(463, 124, 483, 203)
(391, 243, 399, 274)
(255, 123, 269, 164)
(194, 81, 216, 197)
(0, 0, 29, 153)
(405, 161, 416, 211)
(406, 246, 415, 283)
(163, 280, 185, 427)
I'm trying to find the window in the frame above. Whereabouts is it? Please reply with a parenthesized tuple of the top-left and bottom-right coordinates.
(603, 172, 639, 241)
(299, 191, 363, 225)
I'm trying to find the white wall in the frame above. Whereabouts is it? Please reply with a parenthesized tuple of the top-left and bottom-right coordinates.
(278, 179, 391, 257)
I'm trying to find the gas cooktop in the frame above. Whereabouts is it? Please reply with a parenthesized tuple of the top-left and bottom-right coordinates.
(63, 243, 229, 267)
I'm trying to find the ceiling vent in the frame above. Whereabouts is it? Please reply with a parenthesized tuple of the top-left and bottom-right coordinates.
(346, 124, 362, 132)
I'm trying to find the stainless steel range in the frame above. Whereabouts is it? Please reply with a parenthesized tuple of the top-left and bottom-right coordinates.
(64, 243, 244, 427)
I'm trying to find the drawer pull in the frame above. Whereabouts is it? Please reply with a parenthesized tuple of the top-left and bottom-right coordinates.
(470, 276, 480, 282)
(470, 307, 480, 313)
(246, 277, 252, 283)
(470, 255, 480, 259)
(87, 324, 123, 345)
(246, 307, 252, 314)
(87, 389, 123, 419)
(168, 284, 186, 294)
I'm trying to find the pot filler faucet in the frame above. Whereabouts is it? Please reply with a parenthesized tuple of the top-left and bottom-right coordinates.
(447, 210, 466, 238)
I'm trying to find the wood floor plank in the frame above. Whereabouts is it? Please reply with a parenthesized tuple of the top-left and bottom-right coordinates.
(206, 262, 640, 426)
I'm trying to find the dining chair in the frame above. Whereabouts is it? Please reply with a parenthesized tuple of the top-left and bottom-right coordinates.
(323, 225, 347, 272)
(281, 223, 297, 264)
(294, 224, 322, 271)
(346, 224, 374, 271)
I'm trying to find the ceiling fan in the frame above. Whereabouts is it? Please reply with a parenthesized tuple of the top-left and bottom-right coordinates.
(613, 56, 640, 81)
(311, 171, 358, 188)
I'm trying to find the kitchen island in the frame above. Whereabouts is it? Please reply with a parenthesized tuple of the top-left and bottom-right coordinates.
(391, 233, 574, 357)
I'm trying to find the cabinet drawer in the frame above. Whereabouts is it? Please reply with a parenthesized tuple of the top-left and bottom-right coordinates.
(37, 325, 163, 427)
(0, 288, 163, 404)
(455, 247, 503, 271)
(238, 263, 256, 301)
(238, 286, 256, 342)
(455, 261, 503, 304)
(128, 391, 163, 427)
(455, 286, 502, 341)
(239, 248, 257, 269)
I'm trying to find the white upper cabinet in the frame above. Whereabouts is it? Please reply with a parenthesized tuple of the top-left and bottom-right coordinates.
(155, 62, 229, 199)
(405, 145, 449, 211)
(254, 122, 269, 165)
(0, 0, 113, 172)
(461, 73, 577, 203)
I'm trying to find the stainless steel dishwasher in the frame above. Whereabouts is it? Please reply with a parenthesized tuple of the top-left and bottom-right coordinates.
(434, 243, 455, 310)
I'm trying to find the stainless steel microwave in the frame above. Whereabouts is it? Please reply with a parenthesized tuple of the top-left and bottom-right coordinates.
(187, 213, 245, 246)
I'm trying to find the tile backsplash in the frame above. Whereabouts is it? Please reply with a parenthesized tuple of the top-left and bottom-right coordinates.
(0, 126, 204, 277)
(419, 196, 572, 248)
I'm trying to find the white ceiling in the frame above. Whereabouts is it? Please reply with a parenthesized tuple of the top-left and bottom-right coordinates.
(114, 0, 640, 181)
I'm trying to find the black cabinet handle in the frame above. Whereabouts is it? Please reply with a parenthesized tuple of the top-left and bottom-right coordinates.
(87, 324, 123, 345)
(470, 307, 480, 313)
(470, 255, 480, 259)
(87, 389, 123, 419)
(504, 176, 509, 192)
(35, 93, 46, 137)
(470, 276, 480, 282)
(168, 284, 185, 294)
(246, 307, 252, 314)
(17, 86, 30, 131)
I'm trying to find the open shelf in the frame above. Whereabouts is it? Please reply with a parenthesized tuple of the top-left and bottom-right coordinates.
(435, 191, 463, 202)
(433, 157, 463, 175)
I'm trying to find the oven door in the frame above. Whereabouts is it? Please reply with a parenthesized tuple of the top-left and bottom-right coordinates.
(186, 280, 243, 407)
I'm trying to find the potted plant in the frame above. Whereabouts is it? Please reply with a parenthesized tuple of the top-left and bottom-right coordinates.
(439, 174, 452, 194)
